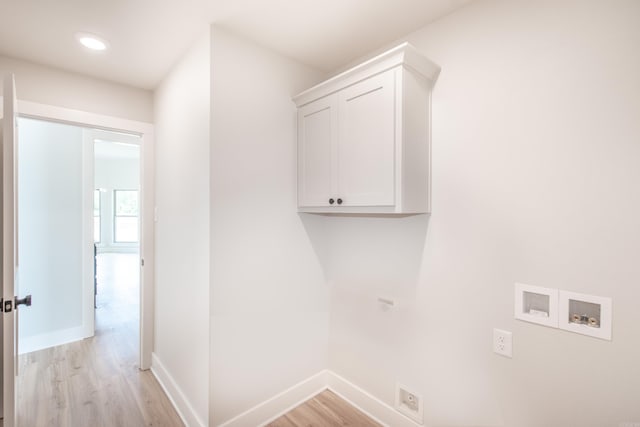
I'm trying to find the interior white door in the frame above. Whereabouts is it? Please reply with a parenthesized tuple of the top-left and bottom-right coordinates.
(0, 79, 3, 422)
(18, 118, 92, 354)
(2, 73, 19, 427)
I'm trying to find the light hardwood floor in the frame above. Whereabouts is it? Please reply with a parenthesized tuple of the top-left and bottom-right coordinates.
(267, 390, 382, 427)
(16, 253, 183, 427)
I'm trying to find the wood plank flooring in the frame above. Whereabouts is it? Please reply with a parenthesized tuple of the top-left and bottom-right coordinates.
(16, 253, 183, 427)
(267, 390, 382, 427)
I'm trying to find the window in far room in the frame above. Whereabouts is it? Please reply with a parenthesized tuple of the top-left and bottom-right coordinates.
(114, 189, 139, 243)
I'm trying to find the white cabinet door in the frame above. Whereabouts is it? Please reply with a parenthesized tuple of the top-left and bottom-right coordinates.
(337, 70, 396, 207)
(297, 95, 337, 207)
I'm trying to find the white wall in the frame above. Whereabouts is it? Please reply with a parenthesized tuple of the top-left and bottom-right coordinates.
(153, 30, 210, 426)
(17, 118, 88, 352)
(0, 55, 152, 122)
(95, 158, 139, 190)
(209, 27, 328, 426)
(324, 1, 640, 426)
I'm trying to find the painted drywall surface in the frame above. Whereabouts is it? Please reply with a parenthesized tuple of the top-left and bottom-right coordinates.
(95, 156, 140, 252)
(324, 1, 640, 426)
(17, 118, 84, 341)
(209, 26, 329, 426)
(95, 158, 139, 190)
(154, 31, 210, 425)
(0, 55, 152, 122)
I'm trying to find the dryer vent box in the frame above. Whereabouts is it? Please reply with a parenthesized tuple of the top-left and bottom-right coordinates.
(514, 283, 558, 328)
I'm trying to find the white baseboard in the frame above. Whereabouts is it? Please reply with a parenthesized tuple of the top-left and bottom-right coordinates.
(326, 371, 423, 427)
(151, 352, 206, 427)
(19, 325, 87, 354)
(215, 369, 422, 427)
(148, 364, 421, 427)
(218, 370, 328, 427)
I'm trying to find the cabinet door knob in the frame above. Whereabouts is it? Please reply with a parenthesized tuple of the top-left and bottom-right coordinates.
(329, 198, 335, 205)
(337, 198, 343, 205)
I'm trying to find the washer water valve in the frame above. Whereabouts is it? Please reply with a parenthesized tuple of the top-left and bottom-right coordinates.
(570, 313, 600, 328)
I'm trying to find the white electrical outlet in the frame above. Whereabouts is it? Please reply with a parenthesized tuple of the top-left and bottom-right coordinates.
(493, 328, 512, 358)
(395, 383, 424, 424)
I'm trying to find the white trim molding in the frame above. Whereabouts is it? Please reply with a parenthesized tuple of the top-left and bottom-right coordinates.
(326, 371, 422, 427)
(219, 371, 328, 427)
(293, 42, 440, 107)
(16, 100, 153, 135)
(213, 370, 424, 427)
(151, 353, 206, 427)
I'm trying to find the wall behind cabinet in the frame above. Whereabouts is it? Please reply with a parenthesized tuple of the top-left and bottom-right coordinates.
(209, 26, 329, 426)
(154, 30, 211, 426)
(326, 1, 640, 426)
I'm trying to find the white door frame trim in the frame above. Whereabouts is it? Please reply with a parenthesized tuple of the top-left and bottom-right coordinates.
(12, 99, 155, 370)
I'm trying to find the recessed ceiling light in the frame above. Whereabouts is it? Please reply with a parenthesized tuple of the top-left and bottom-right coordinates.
(75, 32, 109, 51)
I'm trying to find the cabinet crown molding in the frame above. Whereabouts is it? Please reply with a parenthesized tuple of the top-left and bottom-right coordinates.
(293, 42, 440, 107)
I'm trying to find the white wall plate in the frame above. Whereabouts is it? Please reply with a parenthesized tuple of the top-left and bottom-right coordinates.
(514, 283, 559, 328)
(559, 290, 612, 340)
(395, 382, 424, 424)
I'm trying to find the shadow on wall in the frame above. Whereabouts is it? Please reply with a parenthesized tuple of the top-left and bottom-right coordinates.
(299, 213, 430, 298)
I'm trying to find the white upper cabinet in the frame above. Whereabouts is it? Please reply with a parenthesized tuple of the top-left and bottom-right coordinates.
(294, 43, 439, 214)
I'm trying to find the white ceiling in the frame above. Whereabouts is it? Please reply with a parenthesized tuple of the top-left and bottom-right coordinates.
(0, 0, 472, 90)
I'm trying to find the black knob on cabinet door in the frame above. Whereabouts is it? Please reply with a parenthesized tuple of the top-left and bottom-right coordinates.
(337, 198, 343, 205)
(329, 198, 335, 205)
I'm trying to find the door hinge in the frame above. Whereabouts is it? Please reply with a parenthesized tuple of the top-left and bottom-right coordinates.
(141, 258, 145, 267)
(0, 298, 2, 312)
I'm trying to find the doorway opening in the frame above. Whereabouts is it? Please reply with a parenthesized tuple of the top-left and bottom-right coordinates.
(16, 119, 142, 356)
(2, 93, 155, 425)
(93, 135, 141, 342)
(14, 117, 154, 424)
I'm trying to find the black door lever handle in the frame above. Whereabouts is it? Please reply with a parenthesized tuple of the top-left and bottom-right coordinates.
(15, 295, 32, 307)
